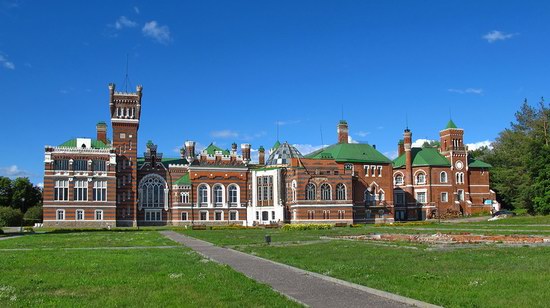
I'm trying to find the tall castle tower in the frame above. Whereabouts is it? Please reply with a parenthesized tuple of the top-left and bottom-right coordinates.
(109, 83, 142, 226)
(439, 119, 469, 202)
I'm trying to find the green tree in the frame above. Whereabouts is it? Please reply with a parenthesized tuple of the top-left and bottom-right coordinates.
(11, 178, 42, 213)
(0, 207, 23, 227)
(23, 206, 43, 224)
(0, 176, 13, 207)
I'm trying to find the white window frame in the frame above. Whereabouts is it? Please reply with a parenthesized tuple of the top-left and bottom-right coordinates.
(144, 209, 161, 221)
(320, 183, 332, 201)
(56, 209, 65, 220)
(95, 210, 104, 221)
(180, 192, 189, 204)
(181, 212, 188, 221)
(199, 210, 209, 221)
(336, 183, 346, 200)
(213, 184, 225, 207)
(73, 180, 88, 201)
(394, 174, 404, 185)
(93, 181, 107, 201)
(229, 210, 238, 221)
(198, 184, 209, 206)
(54, 179, 69, 201)
(76, 209, 84, 221)
(416, 191, 427, 204)
(457, 189, 465, 201)
(440, 171, 448, 183)
(441, 192, 448, 203)
(214, 211, 223, 221)
(228, 184, 239, 206)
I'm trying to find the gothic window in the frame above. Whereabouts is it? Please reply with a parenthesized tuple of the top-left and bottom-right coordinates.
(394, 174, 404, 185)
(336, 183, 346, 200)
(213, 185, 223, 206)
(440, 171, 448, 183)
(416, 172, 426, 184)
(456, 172, 464, 184)
(305, 183, 316, 200)
(320, 183, 331, 200)
(228, 185, 238, 206)
(139, 175, 166, 208)
(180, 192, 189, 204)
(198, 184, 208, 205)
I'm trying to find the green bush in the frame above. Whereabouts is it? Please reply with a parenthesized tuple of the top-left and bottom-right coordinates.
(23, 226, 34, 233)
(281, 223, 333, 231)
(0, 207, 23, 227)
(513, 208, 529, 216)
(24, 206, 43, 224)
(210, 225, 257, 230)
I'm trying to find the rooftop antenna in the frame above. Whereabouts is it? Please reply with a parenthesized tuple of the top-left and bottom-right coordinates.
(123, 53, 131, 92)
(405, 112, 409, 130)
(320, 125, 324, 147)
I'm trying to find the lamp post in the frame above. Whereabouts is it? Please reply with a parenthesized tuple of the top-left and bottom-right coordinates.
(20, 197, 25, 233)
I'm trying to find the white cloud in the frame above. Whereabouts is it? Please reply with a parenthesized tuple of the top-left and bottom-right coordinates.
(37, 182, 44, 189)
(134, 6, 140, 14)
(142, 21, 171, 44)
(211, 130, 239, 138)
(0, 165, 33, 178)
(348, 135, 359, 144)
(466, 140, 493, 151)
(275, 120, 301, 126)
(0, 54, 15, 70)
(482, 30, 517, 43)
(384, 150, 399, 159)
(115, 16, 137, 29)
(412, 138, 437, 148)
(448, 88, 483, 95)
(356, 131, 370, 137)
(292, 144, 324, 156)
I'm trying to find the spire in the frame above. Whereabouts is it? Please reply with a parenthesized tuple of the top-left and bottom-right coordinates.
(445, 119, 458, 129)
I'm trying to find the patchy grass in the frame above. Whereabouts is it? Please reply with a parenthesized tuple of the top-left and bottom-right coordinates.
(183, 221, 550, 307)
(0, 247, 300, 307)
(0, 231, 175, 249)
(472, 215, 550, 225)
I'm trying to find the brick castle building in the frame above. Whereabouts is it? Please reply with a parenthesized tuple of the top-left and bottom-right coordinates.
(43, 84, 497, 227)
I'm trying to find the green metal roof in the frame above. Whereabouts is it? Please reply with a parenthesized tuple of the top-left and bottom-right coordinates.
(393, 147, 451, 168)
(258, 145, 265, 152)
(174, 173, 191, 185)
(469, 159, 492, 168)
(205, 143, 230, 155)
(59, 138, 110, 149)
(305, 143, 392, 164)
(445, 119, 458, 129)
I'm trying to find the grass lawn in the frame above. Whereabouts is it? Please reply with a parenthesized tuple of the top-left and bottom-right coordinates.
(181, 220, 550, 307)
(0, 231, 301, 307)
(0, 231, 175, 249)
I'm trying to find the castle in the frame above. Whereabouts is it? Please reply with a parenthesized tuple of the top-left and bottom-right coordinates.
(42, 84, 497, 227)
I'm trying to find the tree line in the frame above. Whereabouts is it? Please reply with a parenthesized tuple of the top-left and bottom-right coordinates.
(0, 177, 43, 227)
(469, 98, 550, 215)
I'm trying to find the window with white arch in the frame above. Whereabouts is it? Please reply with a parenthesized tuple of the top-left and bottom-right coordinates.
(416, 172, 426, 185)
(394, 174, 404, 185)
(228, 184, 238, 206)
(320, 183, 331, 200)
(213, 184, 224, 206)
(440, 171, 448, 183)
(336, 183, 346, 200)
(139, 175, 166, 208)
(198, 184, 209, 206)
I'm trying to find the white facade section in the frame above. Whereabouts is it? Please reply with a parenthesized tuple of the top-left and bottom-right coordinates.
(247, 168, 284, 225)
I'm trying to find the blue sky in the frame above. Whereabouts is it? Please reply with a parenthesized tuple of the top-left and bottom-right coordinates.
(1, 1, 550, 186)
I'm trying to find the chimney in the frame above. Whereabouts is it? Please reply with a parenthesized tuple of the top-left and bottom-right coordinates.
(337, 120, 349, 144)
(241, 143, 251, 164)
(179, 147, 186, 159)
(96, 122, 108, 144)
(231, 142, 237, 155)
(185, 141, 196, 163)
(258, 146, 265, 165)
(403, 129, 413, 188)
(398, 139, 405, 156)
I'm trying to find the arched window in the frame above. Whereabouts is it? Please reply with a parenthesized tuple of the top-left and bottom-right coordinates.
(139, 175, 166, 208)
(364, 190, 375, 206)
(198, 184, 208, 205)
(228, 184, 238, 205)
(416, 172, 426, 184)
(213, 185, 223, 206)
(394, 174, 404, 185)
(440, 172, 448, 183)
(320, 183, 331, 200)
(291, 180, 297, 201)
(305, 183, 316, 200)
(336, 183, 346, 200)
(456, 172, 464, 184)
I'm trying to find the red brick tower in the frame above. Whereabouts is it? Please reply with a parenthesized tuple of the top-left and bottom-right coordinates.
(337, 120, 349, 144)
(109, 83, 142, 227)
(403, 128, 413, 204)
(439, 119, 469, 206)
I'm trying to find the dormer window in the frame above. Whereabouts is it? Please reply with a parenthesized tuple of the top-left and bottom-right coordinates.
(81, 144, 87, 148)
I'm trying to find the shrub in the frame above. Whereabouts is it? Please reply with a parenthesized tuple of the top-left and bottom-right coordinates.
(24, 206, 43, 224)
(0, 207, 23, 227)
(23, 226, 34, 233)
(513, 208, 529, 216)
(281, 224, 333, 231)
(210, 225, 256, 230)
